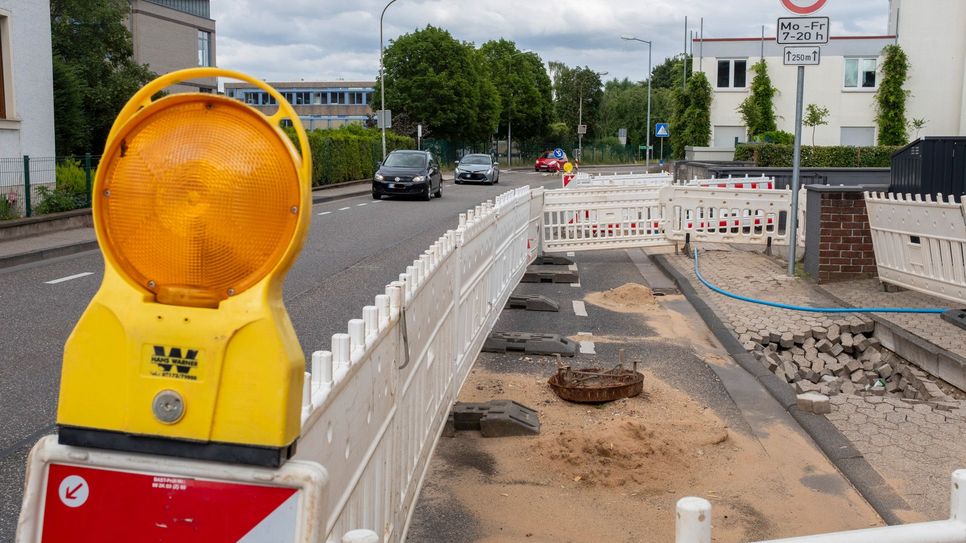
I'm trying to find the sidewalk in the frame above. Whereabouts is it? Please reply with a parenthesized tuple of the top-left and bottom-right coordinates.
(657, 246, 966, 520)
(0, 181, 371, 269)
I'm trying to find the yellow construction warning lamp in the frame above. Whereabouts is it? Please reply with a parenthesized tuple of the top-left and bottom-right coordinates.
(56, 68, 312, 467)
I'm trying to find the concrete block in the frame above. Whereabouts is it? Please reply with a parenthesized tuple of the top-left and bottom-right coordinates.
(886, 380, 901, 393)
(742, 340, 758, 352)
(796, 381, 821, 394)
(793, 332, 807, 345)
(789, 346, 805, 356)
(780, 332, 795, 349)
(840, 333, 854, 353)
(804, 348, 819, 361)
(922, 382, 946, 400)
(854, 334, 870, 352)
(827, 324, 841, 341)
(811, 326, 828, 341)
(765, 353, 782, 372)
(829, 343, 845, 357)
(841, 381, 856, 395)
(819, 353, 837, 366)
(779, 351, 793, 363)
(816, 339, 833, 354)
(850, 370, 866, 384)
(877, 364, 893, 379)
(811, 358, 826, 373)
(797, 392, 832, 415)
(782, 361, 799, 382)
(845, 359, 862, 373)
(769, 331, 783, 344)
(793, 354, 809, 367)
(803, 337, 817, 349)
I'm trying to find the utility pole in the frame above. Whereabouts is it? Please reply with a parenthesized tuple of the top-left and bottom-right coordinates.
(379, 0, 400, 160)
(621, 36, 652, 168)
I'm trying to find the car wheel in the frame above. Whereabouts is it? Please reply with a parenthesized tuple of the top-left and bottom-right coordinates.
(495, 173, 499, 184)
(433, 183, 442, 199)
(455, 179, 461, 184)
(372, 192, 381, 200)
(422, 184, 431, 201)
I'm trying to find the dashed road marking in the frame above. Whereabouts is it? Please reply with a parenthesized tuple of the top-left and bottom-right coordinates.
(45, 272, 94, 285)
(317, 211, 332, 216)
(338, 207, 351, 211)
(573, 300, 588, 317)
(357, 203, 368, 207)
(577, 333, 596, 354)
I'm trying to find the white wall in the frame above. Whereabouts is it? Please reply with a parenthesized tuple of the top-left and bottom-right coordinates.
(0, 1, 55, 160)
(699, 53, 882, 147)
(893, 0, 966, 137)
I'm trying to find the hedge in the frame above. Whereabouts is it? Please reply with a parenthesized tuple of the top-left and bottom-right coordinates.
(286, 125, 414, 186)
(734, 143, 900, 168)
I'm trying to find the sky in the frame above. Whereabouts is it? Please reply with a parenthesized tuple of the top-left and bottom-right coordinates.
(210, 0, 890, 84)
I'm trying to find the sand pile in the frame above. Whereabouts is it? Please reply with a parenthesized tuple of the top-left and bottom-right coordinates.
(585, 283, 657, 314)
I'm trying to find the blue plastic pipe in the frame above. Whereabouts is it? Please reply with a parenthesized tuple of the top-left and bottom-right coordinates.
(692, 249, 947, 314)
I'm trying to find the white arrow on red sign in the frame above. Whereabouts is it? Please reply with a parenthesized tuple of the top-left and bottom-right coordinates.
(781, 0, 828, 15)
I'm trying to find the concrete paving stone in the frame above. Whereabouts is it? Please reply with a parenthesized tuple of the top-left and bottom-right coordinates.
(829, 343, 845, 357)
(816, 339, 833, 354)
(828, 324, 841, 341)
(780, 332, 795, 349)
(841, 333, 854, 352)
(811, 326, 828, 340)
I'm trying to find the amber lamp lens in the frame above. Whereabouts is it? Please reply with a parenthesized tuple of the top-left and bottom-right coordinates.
(98, 98, 300, 307)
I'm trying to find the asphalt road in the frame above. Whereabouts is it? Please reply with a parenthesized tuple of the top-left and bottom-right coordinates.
(0, 167, 593, 540)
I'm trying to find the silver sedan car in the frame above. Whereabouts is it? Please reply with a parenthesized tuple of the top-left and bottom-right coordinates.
(454, 154, 500, 185)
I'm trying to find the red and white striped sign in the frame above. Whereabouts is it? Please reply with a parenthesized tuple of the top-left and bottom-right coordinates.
(781, 0, 828, 14)
(41, 464, 300, 542)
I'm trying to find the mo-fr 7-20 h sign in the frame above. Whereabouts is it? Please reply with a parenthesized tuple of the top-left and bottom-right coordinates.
(777, 17, 830, 45)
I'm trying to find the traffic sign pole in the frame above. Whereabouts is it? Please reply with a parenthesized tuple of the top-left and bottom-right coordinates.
(787, 65, 805, 276)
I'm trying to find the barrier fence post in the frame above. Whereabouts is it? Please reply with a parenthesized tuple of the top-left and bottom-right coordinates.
(22, 155, 30, 217)
(676, 497, 712, 543)
(84, 153, 93, 207)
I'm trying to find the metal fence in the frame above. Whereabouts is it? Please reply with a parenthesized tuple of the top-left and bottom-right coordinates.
(0, 154, 100, 219)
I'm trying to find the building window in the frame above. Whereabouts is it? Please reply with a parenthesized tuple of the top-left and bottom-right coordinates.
(716, 59, 747, 89)
(198, 31, 211, 67)
(841, 127, 875, 146)
(844, 58, 876, 89)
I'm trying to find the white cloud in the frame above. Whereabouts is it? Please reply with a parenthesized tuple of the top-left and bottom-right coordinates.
(210, 0, 887, 83)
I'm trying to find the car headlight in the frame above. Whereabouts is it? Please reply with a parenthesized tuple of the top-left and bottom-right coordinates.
(412, 175, 425, 183)
(374, 173, 384, 181)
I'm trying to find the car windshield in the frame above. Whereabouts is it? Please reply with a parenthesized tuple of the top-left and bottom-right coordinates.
(542, 151, 565, 160)
(383, 153, 426, 168)
(461, 155, 491, 165)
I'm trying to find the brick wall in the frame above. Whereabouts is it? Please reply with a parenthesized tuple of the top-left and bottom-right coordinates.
(817, 192, 877, 283)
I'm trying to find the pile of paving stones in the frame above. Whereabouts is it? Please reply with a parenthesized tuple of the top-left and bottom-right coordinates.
(737, 321, 957, 409)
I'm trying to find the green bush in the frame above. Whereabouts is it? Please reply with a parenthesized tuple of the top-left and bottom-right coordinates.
(55, 157, 90, 194)
(757, 130, 795, 145)
(734, 143, 900, 167)
(0, 197, 18, 220)
(285, 125, 414, 186)
(33, 185, 87, 215)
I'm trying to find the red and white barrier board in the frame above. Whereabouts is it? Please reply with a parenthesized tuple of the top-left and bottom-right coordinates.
(18, 436, 326, 543)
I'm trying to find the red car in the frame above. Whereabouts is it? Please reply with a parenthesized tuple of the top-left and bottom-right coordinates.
(534, 150, 569, 172)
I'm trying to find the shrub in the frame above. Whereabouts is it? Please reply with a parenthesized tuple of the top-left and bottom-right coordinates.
(0, 196, 18, 220)
(734, 143, 900, 167)
(55, 157, 90, 194)
(285, 125, 415, 186)
(757, 130, 795, 145)
(33, 185, 87, 215)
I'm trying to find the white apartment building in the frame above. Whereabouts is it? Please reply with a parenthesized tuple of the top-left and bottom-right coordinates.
(694, 0, 966, 148)
(0, 1, 55, 159)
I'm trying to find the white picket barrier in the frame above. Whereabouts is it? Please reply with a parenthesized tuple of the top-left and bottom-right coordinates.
(664, 186, 792, 245)
(542, 185, 667, 252)
(294, 186, 536, 542)
(866, 192, 966, 305)
(676, 470, 966, 543)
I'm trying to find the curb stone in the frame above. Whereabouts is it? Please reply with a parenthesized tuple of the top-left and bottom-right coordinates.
(652, 253, 912, 526)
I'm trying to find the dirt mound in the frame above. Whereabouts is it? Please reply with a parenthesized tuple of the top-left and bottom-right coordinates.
(585, 283, 657, 314)
(534, 418, 729, 488)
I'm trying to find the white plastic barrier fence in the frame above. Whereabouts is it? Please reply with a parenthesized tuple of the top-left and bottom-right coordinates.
(563, 171, 673, 188)
(294, 186, 536, 541)
(664, 186, 792, 245)
(542, 185, 667, 252)
(683, 175, 776, 190)
(866, 192, 966, 305)
(676, 470, 966, 543)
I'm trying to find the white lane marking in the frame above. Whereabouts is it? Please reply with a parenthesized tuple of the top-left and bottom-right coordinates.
(571, 282, 581, 288)
(317, 211, 332, 216)
(371, 200, 383, 203)
(338, 207, 351, 211)
(567, 252, 575, 257)
(578, 333, 596, 355)
(572, 301, 588, 317)
(45, 272, 93, 285)
(568, 264, 578, 272)
(356, 203, 368, 207)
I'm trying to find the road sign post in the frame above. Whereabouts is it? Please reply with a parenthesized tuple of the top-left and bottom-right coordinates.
(778, 0, 829, 275)
(655, 123, 670, 167)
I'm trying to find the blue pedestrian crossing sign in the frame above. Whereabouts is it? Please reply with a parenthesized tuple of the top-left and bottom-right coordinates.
(655, 123, 670, 138)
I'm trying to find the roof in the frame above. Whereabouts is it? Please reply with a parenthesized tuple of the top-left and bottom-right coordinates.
(224, 81, 376, 90)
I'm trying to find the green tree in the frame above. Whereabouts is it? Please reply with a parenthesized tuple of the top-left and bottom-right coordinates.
(374, 26, 500, 143)
(680, 72, 712, 151)
(668, 85, 691, 159)
(910, 117, 927, 139)
(480, 40, 553, 143)
(650, 54, 693, 90)
(737, 60, 777, 139)
(875, 44, 910, 146)
(597, 78, 675, 155)
(551, 65, 604, 139)
(51, 0, 156, 155)
(803, 104, 830, 146)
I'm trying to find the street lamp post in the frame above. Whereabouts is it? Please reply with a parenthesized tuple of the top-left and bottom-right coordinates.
(379, 0, 400, 160)
(621, 36, 653, 168)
